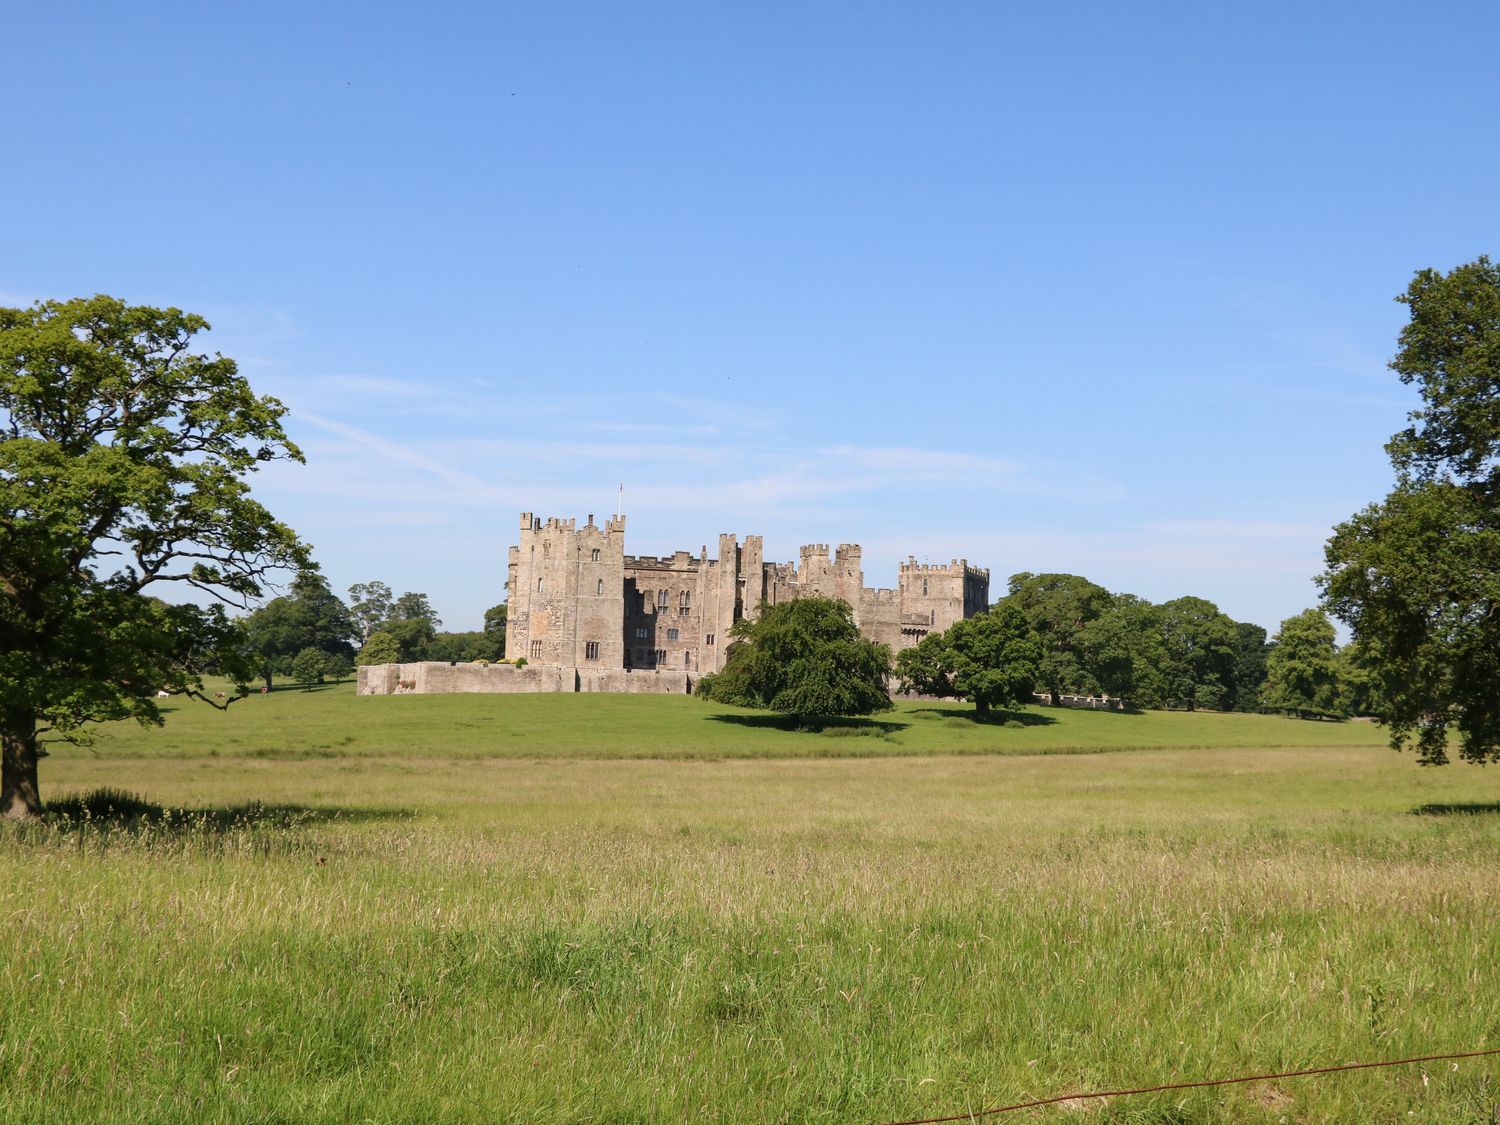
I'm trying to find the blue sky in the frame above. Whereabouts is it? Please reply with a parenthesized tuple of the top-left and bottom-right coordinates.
(6, 2, 1497, 632)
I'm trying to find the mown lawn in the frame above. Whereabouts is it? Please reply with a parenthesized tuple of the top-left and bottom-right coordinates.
(2, 688, 1497, 1122)
(76, 682, 1394, 761)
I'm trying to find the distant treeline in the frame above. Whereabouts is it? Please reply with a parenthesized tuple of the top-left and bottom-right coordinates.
(239, 576, 506, 689)
(974, 572, 1371, 719)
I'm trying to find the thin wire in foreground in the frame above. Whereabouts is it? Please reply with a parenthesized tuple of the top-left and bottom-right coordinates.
(877, 1045, 1500, 1125)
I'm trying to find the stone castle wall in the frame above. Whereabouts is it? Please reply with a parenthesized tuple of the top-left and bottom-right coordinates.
(365, 510, 991, 697)
(358, 662, 693, 696)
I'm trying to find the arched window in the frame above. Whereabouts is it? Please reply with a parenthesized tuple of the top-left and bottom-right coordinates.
(596, 579, 604, 595)
(591, 548, 600, 562)
(537, 577, 544, 592)
(657, 589, 668, 607)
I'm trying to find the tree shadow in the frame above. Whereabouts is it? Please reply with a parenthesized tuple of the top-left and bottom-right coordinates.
(907, 706, 1058, 727)
(43, 787, 412, 834)
(706, 713, 905, 735)
(1411, 801, 1500, 817)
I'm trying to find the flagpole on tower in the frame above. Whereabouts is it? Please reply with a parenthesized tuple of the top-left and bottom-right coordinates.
(616, 483, 623, 520)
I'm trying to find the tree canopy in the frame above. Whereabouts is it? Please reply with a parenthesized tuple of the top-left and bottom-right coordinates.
(1260, 609, 1344, 720)
(242, 570, 357, 689)
(1003, 572, 1114, 704)
(1321, 257, 1500, 764)
(0, 296, 306, 816)
(348, 580, 444, 662)
(697, 596, 891, 722)
(1157, 596, 1238, 711)
(895, 602, 1041, 717)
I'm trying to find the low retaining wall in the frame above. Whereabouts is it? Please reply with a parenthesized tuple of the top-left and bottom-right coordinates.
(357, 662, 693, 696)
(1031, 692, 1128, 711)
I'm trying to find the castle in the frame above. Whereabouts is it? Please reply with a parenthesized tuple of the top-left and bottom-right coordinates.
(503, 512, 989, 674)
(358, 510, 990, 695)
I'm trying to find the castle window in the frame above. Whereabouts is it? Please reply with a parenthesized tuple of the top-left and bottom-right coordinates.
(635, 627, 648, 640)
(706, 633, 715, 646)
(684, 651, 693, 666)
(537, 577, 544, 592)
(529, 640, 542, 659)
(680, 591, 690, 607)
(667, 628, 679, 641)
(585, 641, 599, 660)
(923, 579, 928, 596)
(591, 548, 600, 562)
(657, 589, 668, 607)
(654, 649, 666, 665)
(596, 579, 604, 595)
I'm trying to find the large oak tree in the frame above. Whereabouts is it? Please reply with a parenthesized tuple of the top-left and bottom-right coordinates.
(0, 296, 307, 817)
(1321, 257, 1500, 764)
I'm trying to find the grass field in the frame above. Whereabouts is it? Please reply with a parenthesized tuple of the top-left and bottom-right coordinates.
(3, 688, 1498, 1122)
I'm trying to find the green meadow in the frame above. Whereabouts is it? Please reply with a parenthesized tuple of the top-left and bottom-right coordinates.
(3, 688, 1498, 1122)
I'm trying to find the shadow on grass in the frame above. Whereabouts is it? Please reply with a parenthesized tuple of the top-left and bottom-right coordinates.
(908, 706, 1058, 727)
(43, 787, 411, 833)
(707, 713, 906, 735)
(1411, 801, 1500, 817)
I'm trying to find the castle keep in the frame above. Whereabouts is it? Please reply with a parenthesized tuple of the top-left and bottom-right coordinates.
(358, 510, 990, 695)
(503, 512, 989, 675)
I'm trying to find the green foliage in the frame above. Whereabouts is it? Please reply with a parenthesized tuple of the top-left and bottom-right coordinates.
(426, 631, 496, 663)
(242, 570, 357, 688)
(1077, 593, 1166, 707)
(0, 295, 307, 815)
(483, 602, 507, 654)
(322, 651, 354, 681)
(1227, 621, 1272, 712)
(701, 597, 891, 721)
(1324, 480, 1500, 762)
(1335, 638, 1388, 719)
(1157, 596, 1238, 711)
(1260, 609, 1345, 719)
(393, 591, 441, 631)
(1002, 572, 1114, 700)
(1322, 257, 1500, 764)
(347, 580, 393, 641)
(896, 602, 1041, 716)
(356, 632, 403, 667)
(346, 580, 442, 660)
(290, 647, 327, 689)
(1385, 254, 1500, 489)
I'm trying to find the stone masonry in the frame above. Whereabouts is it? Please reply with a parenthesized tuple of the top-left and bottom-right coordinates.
(358, 511, 990, 696)
(503, 511, 989, 675)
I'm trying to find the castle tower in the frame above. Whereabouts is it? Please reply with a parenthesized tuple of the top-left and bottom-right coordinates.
(833, 543, 864, 624)
(896, 557, 990, 650)
(505, 511, 626, 667)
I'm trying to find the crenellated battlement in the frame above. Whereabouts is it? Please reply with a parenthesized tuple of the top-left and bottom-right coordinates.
(901, 556, 989, 579)
(624, 553, 702, 570)
(521, 511, 625, 536)
(503, 507, 991, 680)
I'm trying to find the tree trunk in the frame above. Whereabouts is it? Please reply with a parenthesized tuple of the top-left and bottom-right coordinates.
(2, 723, 42, 820)
(1049, 688, 1061, 707)
(975, 697, 990, 719)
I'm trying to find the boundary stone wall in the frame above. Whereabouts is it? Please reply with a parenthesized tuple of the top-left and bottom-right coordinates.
(357, 662, 692, 696)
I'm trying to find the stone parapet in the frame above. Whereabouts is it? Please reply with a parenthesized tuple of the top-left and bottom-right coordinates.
(356, 662, 692, 696)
